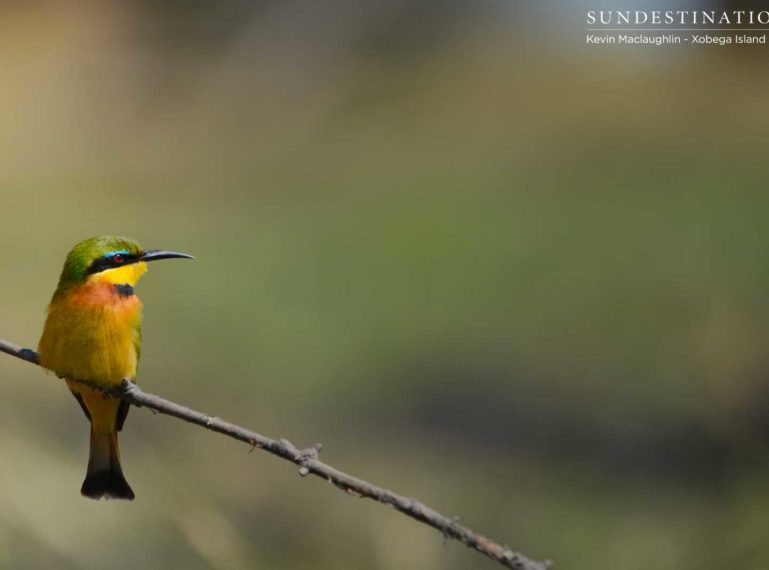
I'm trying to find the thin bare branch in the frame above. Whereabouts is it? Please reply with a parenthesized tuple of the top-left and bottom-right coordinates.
(0, 337, 551, 570)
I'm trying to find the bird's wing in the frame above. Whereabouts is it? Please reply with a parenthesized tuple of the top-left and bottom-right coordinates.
(117, 320, 142, 432)
(133, 318, 142, 379)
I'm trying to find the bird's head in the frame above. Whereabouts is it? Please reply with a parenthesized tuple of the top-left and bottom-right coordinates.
(54, 236, 193, 295)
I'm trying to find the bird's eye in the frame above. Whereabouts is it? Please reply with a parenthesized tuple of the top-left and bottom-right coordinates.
(113, 254, 124, 264)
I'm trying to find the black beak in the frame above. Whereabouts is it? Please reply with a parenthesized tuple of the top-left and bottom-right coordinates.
(140, 249, 195, 262)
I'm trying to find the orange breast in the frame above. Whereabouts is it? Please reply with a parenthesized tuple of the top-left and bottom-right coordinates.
(38, 282, 143, 386)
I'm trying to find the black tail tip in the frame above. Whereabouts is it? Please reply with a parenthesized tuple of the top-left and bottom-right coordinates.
(81, 470, 135, 501)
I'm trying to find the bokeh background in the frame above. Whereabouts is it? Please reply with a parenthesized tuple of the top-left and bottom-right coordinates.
(1, 1, 768, 569)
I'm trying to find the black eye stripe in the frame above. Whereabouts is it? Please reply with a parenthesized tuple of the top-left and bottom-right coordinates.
(87, 252, 138, 274)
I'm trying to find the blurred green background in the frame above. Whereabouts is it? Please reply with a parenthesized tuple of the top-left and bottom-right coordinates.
(1, 2, 769, 569)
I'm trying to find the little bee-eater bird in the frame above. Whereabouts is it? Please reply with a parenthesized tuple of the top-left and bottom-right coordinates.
(38, 236, 193, 500)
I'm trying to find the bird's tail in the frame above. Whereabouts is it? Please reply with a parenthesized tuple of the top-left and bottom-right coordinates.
(81, 429, 135, 501)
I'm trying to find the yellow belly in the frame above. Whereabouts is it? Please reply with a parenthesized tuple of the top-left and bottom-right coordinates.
(38, 285, 142, 386)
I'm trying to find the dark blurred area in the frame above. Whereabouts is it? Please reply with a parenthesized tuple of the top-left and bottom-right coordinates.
(1, 1, 768, 569)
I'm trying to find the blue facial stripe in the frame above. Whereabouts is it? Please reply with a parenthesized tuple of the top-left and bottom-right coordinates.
(107, 250, 130, 258)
